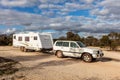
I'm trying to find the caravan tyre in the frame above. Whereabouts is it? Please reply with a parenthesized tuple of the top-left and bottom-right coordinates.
(20, 46, 24, 51)
(23, 47, 27, 52)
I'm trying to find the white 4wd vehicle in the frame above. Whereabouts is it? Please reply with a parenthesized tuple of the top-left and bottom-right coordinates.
(53, 40, 104, 62)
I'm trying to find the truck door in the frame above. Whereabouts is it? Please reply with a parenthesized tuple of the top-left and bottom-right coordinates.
(61, 42, 72, 56)
(70, 42, 81, 57)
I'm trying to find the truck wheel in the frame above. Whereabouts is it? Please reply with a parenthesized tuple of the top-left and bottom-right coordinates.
(56, 51, 64, 58)
(82, 53, 93, 62)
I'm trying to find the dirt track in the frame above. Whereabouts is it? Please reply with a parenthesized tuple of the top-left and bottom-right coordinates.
(0, 46, 120, 80)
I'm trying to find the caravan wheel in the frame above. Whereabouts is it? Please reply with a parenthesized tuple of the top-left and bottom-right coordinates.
(20, 46, 27, 52)
(23, 47, 27, 52)
(20, 46, 24, 51)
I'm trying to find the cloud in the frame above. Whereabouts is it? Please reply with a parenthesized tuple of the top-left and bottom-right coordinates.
(0, 0, 119, 38)
(39, 4, 63, 9)
(39, 0, 65, 4)
(84, 0, 94, 4)
(0, 0, 27, 7)
(49, 23, 62, 27)
(0, 0, 39, 7)
(0, 9, 47, 26)
(38, 0, 97, 16)
(100, 0, 120, 8)
(91, 0, 120, 21)
(91, 8, 109, 16)
(5, 28, 16, 34)
(0, 0, 96, 16)
(0, 9, 119, 35)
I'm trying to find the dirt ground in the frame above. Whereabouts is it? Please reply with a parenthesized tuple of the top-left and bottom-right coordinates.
(0, 46, 120, 80)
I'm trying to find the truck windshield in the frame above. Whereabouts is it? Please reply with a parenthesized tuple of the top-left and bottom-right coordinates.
(77, 41, 86, 48)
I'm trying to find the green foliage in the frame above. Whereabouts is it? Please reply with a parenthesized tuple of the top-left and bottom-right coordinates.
(110, 41, 118, 50)
(66, 31, 81, 41)
(84, 36, 99, 46)
(108, 32, 120, 50)
(57, 31, 120, 51)
(59, 36, 66, 40)
(100, 35, 110, 46)
(0, 31, 119, 51)
(0, 34, 13, 46)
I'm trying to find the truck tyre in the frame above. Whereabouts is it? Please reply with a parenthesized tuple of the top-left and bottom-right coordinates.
(82, 53, 93, 62)
(56, 51, 64, 58)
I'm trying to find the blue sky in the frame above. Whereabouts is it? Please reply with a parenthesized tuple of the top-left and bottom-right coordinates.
(0, 0, 120, 38)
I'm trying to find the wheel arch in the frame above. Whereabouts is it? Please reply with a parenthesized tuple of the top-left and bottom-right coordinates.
(81, 52, 93, 62)
(81, 52, 93, 58)
(55, 50, 61, 55)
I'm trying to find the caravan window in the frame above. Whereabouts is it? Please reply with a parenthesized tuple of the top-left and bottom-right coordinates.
(34, 36, 37, 40)
(14, 36, 16, 39)
(25, 37, 29, 41)
(18, 37, 22, 41)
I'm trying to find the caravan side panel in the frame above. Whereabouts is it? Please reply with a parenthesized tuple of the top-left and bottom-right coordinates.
(13, 32, 53, 51)
(13, 34, 24, 47)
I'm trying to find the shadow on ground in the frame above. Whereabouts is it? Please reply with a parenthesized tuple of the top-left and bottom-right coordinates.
(105, 50, 120, 52)
(0, 57, 21, 76)
(9, 52, 53, 62)
(21, 58, 81, 71)
(95, 57, 120, 62)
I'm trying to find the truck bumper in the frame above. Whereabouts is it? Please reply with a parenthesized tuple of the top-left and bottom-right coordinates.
(92, 53, 104, 58)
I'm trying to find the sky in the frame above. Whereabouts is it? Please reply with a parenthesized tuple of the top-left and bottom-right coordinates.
(0, 0, 120, 38)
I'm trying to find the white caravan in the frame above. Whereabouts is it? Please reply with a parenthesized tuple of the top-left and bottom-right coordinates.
(13, 32, 53, 52)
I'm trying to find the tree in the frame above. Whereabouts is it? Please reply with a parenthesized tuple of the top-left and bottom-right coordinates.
(66, 31, 81, 41)
(108, 32, 120, 50)
(0, 34, 13, 46)
(84, 36, 98, 46)
(100, 35, 111, 47)
(57, 31, 120, 51)
(66, 31, 75, 40)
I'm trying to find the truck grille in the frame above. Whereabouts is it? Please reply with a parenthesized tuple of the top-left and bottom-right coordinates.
(97, 51, 100, 54)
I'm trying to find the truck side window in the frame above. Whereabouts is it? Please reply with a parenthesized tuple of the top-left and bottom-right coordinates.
(18, 37, 22, 41)
(56, 42, 63, 46)
(25, 37, 29, 41)
(70, 42, 78, 48)
(63, 42, 69, 47)
(34, 36, 37, 40)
